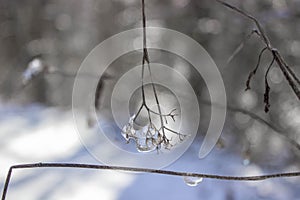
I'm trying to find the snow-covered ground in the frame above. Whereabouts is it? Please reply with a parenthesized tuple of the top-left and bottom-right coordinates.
(0, 105, 299, 200)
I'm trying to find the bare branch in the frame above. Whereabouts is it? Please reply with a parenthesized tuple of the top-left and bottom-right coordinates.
(2, 162, 300, 200)
(216, 0, 271, 47)
(217, 0, 300, 105)
(285, 64, 300, 86)
(272, 49, 300, 99)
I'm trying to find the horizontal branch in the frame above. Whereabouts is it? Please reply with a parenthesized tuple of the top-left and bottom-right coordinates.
(2, 162, 300, 200)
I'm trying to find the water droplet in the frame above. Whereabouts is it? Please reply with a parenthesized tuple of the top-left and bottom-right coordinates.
(243, 158, 251, 166)
(242, 149, 251, 166)
(183, 176, 203, 186)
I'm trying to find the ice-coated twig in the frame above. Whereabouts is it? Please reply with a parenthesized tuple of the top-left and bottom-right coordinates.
(120, 0, 186, 152)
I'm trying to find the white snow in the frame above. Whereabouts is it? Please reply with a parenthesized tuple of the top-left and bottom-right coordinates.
(0, 105, 299, 200)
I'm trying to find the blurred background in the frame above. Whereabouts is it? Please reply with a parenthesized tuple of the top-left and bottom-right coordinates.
(0, 0, 300, 199)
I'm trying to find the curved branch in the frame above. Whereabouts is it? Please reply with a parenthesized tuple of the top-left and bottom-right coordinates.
(245, 47, 268, 91)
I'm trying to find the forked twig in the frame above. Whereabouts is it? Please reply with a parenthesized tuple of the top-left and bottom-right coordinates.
(121, 0, 186, 151)
(2, 162, 300, 200)
(217, 0, 300, 112)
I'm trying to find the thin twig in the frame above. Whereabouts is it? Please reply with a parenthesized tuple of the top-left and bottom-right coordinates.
(227, 29, 260, 65)
(199, 99, 300, 150)
(245, 47, 268, 91)
(2, 162, 300, 200)
(140, 0, 165, 134)
(264, 57, 275, 112)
